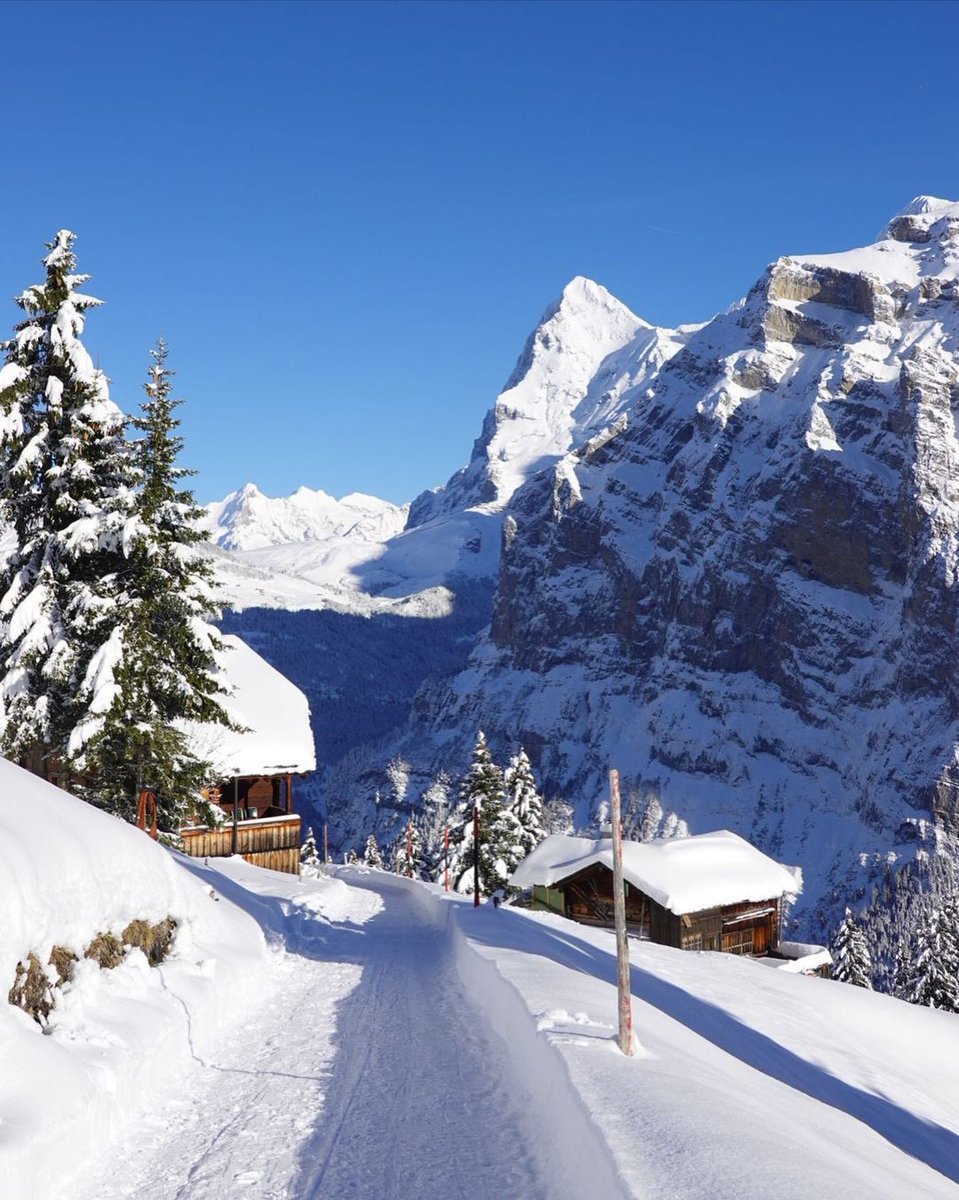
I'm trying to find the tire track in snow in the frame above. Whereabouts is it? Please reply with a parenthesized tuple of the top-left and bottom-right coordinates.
(67, 872, 621, 1200)
(294, 875, 592, 1200)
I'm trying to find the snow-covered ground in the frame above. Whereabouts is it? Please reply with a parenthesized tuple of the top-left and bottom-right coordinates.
(5, 777, 959, 1200)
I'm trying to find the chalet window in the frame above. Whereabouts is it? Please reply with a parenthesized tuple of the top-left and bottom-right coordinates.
(722, 928, 756, 955)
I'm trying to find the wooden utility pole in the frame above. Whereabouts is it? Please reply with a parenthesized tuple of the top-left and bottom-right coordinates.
(323, 823, 329, 865)
(231, 775, 239, 857)
(444, 825, 450, 893)
(609, 768, 634, 1056)
(473, 803, 481, 907)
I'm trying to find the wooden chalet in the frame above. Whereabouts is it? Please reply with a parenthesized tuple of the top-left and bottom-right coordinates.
(179, 634, 316, 875)
(511, 830, 800, 957)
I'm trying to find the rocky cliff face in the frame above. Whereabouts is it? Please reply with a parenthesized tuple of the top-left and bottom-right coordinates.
(328, 198, 959, 929)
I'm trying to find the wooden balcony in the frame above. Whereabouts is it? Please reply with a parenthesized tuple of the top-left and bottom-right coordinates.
(180, 812, 302, 875)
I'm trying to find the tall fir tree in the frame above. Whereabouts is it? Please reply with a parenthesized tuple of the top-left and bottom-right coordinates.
(831, 909, 873, 988)
(0, 230, 139, 767)
(448, 731, 524, 896)
(503, 747, 547, 859)
(79, 340, 231, 828)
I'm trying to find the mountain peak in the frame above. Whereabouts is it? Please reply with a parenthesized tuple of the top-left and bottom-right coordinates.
(895, 195, 956, 219)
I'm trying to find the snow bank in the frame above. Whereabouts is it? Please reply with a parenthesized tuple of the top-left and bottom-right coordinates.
(512, 830, 800, 914)
(454, 900, 959, 1198)
(0, 761, 270, 1199)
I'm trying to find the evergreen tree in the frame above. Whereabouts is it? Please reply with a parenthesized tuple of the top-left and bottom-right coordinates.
(901, 900, 959, 1011)
(363, 833, 384, 869)
(543, 796, 575, 835)
(79, 340, 231, 828)
(503, 746, 546, 859)
(385, 755, 410, 809)
(639, 793, 664, 842)
(300, 826, 320, 875)
(0, 231, 139, 766)
(448, 731, 523, 896)
(419, 772, 452, 880)
(831, 909, 873, 988)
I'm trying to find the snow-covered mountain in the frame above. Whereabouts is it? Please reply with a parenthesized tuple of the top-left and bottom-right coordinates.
(207, 279, 680, 806)
(407, 276, 685, 526)
(202, 483, 408, 552)
(324, 197, 959, 933)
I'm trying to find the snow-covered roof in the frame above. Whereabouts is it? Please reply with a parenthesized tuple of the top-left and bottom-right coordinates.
(181, 634, 316, 777)
(510, 830, 801, 916)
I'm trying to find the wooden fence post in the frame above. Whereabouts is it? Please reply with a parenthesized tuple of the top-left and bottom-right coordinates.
(609, 768, 634, 1056)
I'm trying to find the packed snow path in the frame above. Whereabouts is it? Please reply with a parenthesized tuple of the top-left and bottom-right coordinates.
(67, 866, 622, 1200)
(296, 873, 589, 1200)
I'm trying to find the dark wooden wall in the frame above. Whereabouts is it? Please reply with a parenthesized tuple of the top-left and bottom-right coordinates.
(548, 862, 780, 956)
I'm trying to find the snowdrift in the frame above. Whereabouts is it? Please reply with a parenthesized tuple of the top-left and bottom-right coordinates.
(0, 761, 270, 1199)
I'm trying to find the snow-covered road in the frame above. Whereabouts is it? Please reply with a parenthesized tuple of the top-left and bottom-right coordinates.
(66, 866, 623, 1200)
(297, 873, 563, 1199)
(59, 859, 959, 1200)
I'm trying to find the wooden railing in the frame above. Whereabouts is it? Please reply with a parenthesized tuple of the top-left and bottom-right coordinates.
(180, 814, 302, 875)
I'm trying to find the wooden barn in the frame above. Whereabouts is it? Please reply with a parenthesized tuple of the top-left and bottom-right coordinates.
(511, 830, 800, 957)
(179, 634, 316, 875)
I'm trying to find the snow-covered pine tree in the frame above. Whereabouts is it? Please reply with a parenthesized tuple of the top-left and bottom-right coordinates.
(831, 909, 873, 988)
(363, 833, 384, 869)
(385, 755, 410, 809)
(543, 796, 574, 835)
(0, 231, 139, 770)
(79, 340, 231, 828)
(301, 826, 321, 876)
(503, 746, 546, 859)
(901, 899, 959, 1011)
(448, 731, 523, 897)
(419, 772, 452, 879)
(639, 793, 664, 842)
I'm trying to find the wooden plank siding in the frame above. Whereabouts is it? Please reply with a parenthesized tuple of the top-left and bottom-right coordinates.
(180, 814, 302, 876)
(541, 861, 781, 957)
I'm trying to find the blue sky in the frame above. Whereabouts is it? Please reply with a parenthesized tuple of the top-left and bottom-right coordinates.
(2, 0, 958, 504)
